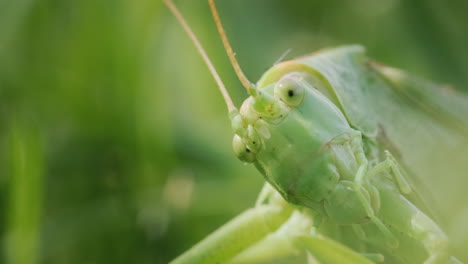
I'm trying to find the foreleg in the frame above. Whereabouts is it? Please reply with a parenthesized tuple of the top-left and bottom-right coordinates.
(170, 203, 293, 264)
(348, 132, 398, 247)
(368, 150, 411, 194)
(230, 210, 378, 264)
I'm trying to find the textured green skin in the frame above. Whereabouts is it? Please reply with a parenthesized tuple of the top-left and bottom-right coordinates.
(259, 47, 468, 236)
(172, 46, 468, 264)
(253, 82, 354, 206)
(250, 45, 467, 263)
(171, 204, 294, 264)
(170, 188, 375, 264)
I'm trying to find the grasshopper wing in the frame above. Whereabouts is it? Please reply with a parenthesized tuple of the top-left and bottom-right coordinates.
(368, 62, 468, 261)
(293, 46, 468, 261)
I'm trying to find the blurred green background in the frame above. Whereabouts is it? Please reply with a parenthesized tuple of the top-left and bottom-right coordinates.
(1, 0, 468, 263)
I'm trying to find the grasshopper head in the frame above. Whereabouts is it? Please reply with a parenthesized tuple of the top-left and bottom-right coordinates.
(165, 0, 355, 206)
(231, 71, 352, 204)
(231, 72, 303, 163)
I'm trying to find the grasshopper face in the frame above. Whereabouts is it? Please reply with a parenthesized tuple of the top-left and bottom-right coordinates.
(232, 72, 354, 205)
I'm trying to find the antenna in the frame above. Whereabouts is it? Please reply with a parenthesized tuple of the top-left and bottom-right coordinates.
(208, 0, 257, 96)
(163, 0, 237, 113)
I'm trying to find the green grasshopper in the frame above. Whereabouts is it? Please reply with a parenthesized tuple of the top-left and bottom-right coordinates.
(164, 0, 468, 263)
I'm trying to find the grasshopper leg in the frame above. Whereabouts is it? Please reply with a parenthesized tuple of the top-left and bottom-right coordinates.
(294, 235, 380, 264)
(350, 176, 399, 248)
(329, 131, 399, 248)
(353, 150, 399, 248)
(170, 203, 294, 264)
(368, 150, 412, 194)
(231, 210, 376, 264)
(255, 182, 278, 206)
(352, 224, 367, 240)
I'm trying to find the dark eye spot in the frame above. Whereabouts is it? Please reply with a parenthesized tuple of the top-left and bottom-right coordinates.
(246, 148, 250, 153)
(288, 90, 294, 97)
(253, 141, 256, 144)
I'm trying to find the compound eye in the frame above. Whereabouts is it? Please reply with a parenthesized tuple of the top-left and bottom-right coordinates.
(232, 134, 256, 163)
(274, 73, 305, 107)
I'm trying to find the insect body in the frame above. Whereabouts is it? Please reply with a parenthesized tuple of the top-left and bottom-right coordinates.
(234, 70, 392, 233)
(230, 49, 453, 263)
(164, 0, 468, 263)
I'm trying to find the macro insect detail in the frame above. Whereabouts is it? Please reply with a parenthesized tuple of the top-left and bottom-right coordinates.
(164, 0, 468, 263)
(228, 55, 452, 264)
